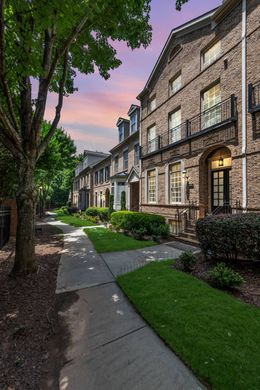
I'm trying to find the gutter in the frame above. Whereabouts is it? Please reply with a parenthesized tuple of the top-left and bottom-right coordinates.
(241, 0, 247, 210)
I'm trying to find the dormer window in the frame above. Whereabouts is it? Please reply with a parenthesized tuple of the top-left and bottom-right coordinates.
(118, 124, 124, 142)
(130, 112, 138, 133)
(169, 72, 182, 96)
(202, 40, 221, 69)
(148, 96, 156, 113)
(169, 44, 182, 62)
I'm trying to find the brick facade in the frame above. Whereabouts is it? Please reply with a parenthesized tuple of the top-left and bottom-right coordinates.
(138, 0, 260, 229)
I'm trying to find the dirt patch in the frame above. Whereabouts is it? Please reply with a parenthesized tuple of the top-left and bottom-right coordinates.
(174, 253, 260, 307)
(0, 223, 66, 390)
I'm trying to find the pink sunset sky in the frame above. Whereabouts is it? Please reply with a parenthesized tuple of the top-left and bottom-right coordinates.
(45, 0, 222, 153)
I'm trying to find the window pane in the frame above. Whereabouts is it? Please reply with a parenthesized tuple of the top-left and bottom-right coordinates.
(148, 126, 156, 153)
(202, 84, 221, 129)
(149, 97, 156, 112)
(169, 163, 182, 203)
(148, 170, 156, 202)
(169, 109, 181, 143)
(203, 41, 221, 68)
(170, 74, 182, 95)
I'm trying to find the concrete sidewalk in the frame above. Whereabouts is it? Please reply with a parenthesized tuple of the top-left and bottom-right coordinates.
(48, 216, 205, 390)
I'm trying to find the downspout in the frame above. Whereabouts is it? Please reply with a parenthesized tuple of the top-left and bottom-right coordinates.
(241, 0, 247, 210)
(139, 109, 142, 212)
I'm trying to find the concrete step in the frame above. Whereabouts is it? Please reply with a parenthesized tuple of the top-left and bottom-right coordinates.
(172, 235, 200, 247)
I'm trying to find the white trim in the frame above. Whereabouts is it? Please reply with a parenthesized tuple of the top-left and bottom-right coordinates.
(241, 0, 247, 210)
(165, 160, 184, 205)
(145, 167, 158, 204)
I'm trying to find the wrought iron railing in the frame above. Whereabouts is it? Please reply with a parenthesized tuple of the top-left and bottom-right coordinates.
(249, 81, 260, 113)
(189, 95, 236, 136)
(176, 201, 199, 235)
(142, 95, 237, 157)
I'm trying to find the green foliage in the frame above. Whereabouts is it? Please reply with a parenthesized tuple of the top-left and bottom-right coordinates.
(55, 213, 96, 227)
(108, 194, 114, 217)
(196, 214, 260, 260)
(120, 191, 126, 210)
(209, 263, 245, 289)
(110, 211, 169, 239)
(118, 260, 260, 390)
(0, 145, 17, 199)
(85, 227, 156, 253)
(179, 251, 196, 272)
(85, 207, 109, 222)
(175, 0, 189, 11)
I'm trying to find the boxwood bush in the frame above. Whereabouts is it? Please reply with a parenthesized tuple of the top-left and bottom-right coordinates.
(110, 211, 169, 239)
(209, 262, 245, 289)
(196, 213, 260, 260)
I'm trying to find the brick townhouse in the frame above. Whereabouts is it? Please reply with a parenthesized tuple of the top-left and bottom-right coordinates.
(72, 150, 109, 210)
(110, 104, 141, 210)
(137, 0, 260, 238)
(72, 104, 141, 210)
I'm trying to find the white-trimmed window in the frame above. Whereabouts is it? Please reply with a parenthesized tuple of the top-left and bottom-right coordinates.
(202, 83, 221, 129)
(123, 149, 128, 170)
(169, 108, 181, 144)
(169, 163, 182, 203)
(169, 73, 182, 96)
(147, 169, 156, 203)
(147, 125, 156, 153)
(148, 96, 156, 113)
(114, 155, 119, 172)
(130, 112, 138, 133)
(202, 41, 221, 68)
(119, 124, 124, 142)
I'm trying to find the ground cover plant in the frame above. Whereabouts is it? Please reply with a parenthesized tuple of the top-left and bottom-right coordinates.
(84, 227, 156, 253)
(55, 213, 96, 227)
(118, 260, 260, 390)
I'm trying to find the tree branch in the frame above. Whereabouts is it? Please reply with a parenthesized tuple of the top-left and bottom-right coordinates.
(37, 50, 69, 159)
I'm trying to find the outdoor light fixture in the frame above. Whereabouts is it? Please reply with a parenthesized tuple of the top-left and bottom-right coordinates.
(218, 157, 224, 167)
(182, 170, 189, 180)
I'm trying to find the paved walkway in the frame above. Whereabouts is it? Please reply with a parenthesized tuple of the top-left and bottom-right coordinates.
(47, 216, 204, 390)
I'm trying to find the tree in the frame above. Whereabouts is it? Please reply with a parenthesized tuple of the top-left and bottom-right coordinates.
(0, 0, 153, 274)
(175, 0, 190, 11)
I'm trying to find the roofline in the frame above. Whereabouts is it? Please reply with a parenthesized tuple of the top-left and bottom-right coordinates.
(92, 155, 111, 169)
(116, 117, 130, 126)
(109, 130, 139, 153)
(137, 7, 219, 100)
(213, 0, 240, 23)
(127, 104, 140, 116)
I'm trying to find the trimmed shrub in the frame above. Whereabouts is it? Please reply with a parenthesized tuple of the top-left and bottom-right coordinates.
(179, 251, 196, 272)
(209, 262, 245, 289)
(196, 213, 260, 260)
(121, 191, 126, 210)
(110, 211, 169, 239)
(68, 206, 78, 214)
(85, 207, 109, 222)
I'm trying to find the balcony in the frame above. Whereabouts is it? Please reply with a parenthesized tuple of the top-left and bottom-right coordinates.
(141, 95, 237, 157)
(249, 81, 260, 113)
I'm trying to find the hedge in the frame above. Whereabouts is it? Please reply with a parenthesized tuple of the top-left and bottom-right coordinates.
(196, 213, 260, 260)
(85, 207, 109, 222)
(110, 211, 169, 239)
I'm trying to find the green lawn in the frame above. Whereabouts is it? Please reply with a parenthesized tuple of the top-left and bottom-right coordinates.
(118, 260, 260, 390)
(84, 227, 156, 253)
(55, 213, 96, 227)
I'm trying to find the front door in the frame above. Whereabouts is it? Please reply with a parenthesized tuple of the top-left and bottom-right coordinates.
(211, 169, 230, 212)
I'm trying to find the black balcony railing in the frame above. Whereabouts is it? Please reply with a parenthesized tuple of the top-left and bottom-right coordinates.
(189, 95, 236, 136)
(249, 81, 260, 113)
(141, 95, 237, 157)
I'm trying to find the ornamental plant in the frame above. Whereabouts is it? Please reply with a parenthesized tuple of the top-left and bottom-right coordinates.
(209, 262, 245, 289)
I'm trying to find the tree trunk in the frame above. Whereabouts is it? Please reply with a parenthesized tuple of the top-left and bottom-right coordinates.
(11, 158, 37, 274)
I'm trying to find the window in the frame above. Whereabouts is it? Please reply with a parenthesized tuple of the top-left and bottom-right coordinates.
(105, 165, 110, 181)
(99, 169, 104, 183)
(169, 73, 182, 96)
(148, 169, 156, 203)
(119, 124, 124, 142)
(169, 44, 182, 62)
(169, 108, 181, 143)
(95, 171, 98, 185)
(95, 192, 98, 206)
(100, 191, 103, 207)
(130, 112, 138, 133)
(114, 156, 119, 172)
(123, 149, 128, 170)
(134, 143, 140, 165)
(147, 125, 157, 153)
(202, 83, 221, 129)
(148, 96, 156, 113)
(202, 41, 221, 68)
(169, 163, 182, 203)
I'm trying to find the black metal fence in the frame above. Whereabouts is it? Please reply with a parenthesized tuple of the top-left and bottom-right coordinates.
(0, 205, 11, 249)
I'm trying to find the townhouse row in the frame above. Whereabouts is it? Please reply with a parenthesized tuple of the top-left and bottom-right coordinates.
(72, 0, 260, 236)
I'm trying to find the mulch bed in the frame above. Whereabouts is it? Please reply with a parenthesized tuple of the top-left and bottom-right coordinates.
(0, 223, 64, 390)
(174, 253, 260, 307)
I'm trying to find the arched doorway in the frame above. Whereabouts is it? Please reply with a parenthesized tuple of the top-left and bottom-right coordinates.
(199, 146, 232, 215)
(105, 188, 110, 207)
